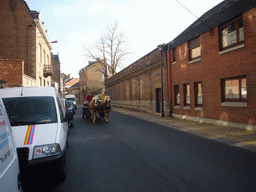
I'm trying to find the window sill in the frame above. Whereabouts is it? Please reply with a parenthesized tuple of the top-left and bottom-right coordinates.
(195, 107, 203, 111)
(219, 44, 244, 55)
(221, 102, 247, 107)
(184, 106, 190, 110)
(174, 105, 180, 109)
(188, 58, 201, 64)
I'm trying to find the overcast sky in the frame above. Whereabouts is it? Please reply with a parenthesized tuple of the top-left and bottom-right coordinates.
(26, 0, 223, 78)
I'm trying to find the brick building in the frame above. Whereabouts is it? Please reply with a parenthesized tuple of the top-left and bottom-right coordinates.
(0, 0, 55, 87)
(105, 49, 169, 115)
(167, 0, 256, 127)
(51, 54, 61, 92)
(79, 60, 109, 102)
(68, 82, 80, 102)
(105, 0, 256, 128)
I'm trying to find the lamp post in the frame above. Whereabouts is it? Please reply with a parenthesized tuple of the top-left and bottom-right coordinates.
(157, 43, 165, 118)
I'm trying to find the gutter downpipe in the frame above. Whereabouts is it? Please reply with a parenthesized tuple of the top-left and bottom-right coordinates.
(167, 43, 173, 118)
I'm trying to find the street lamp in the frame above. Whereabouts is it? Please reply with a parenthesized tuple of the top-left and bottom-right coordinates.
(157, 43, 165, 118)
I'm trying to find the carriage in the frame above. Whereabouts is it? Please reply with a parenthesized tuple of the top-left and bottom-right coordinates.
(82, 97, 111, 123)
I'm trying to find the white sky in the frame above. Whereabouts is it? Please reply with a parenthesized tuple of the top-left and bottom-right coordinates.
(26, 0, 223, 78)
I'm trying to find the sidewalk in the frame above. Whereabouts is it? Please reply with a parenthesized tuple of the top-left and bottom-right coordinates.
(112, 107, 256, 152)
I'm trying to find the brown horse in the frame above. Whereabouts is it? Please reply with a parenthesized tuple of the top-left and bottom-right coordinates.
(89, 98, 97, 123)
(101, 97, 111, 123)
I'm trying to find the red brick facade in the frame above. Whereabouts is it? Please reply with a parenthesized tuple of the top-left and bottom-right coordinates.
(0, 0, 36, 78)
(169, 7, 256, 125)
(0, 59, 24, 87)
(0, 0, 56, 88)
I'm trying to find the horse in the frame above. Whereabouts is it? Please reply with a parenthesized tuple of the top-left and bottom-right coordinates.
(89, 97, 98, 124)
(101, 96, 111, 123)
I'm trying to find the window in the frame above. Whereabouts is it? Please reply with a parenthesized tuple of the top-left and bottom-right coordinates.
(39, 77, 42, 86)
(173, 48, 177, 63)
(43, 50, 45, 64)
(47, 55, 49, 65)
(222, 77, 247, 102)
(195, 82, 203, 107)
(57, 97, 64, 122)
(220, 16, 244, 50)
(3, 97, 57, 126)
(184, 84, 190, 106)
(174, 85, 180, 106)
(188, 37, 201, 61)
(39, 44, 42, 63)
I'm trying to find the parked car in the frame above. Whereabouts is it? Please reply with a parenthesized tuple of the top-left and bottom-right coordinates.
(65, 94, 77, 109)
(0, 98, 22, 192)
(67, 100, 75, 115)
(62, 98, 74, 128)
(0, 87, 73, 182)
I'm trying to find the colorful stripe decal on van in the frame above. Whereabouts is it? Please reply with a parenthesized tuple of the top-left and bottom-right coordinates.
(24, 125, 35, 145)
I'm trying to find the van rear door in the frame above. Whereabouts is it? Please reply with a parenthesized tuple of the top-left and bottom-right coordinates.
(0, 99, 21, 192)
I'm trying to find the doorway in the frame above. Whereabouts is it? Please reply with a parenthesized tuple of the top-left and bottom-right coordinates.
(156, 88, 161, 113)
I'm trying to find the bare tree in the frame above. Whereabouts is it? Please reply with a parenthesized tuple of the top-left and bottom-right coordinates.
(84, 21, 130, 77)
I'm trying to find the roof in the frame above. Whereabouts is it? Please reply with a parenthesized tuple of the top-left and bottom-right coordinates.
(65, 78, 79, 87)
(79, 59, 111, 74)
(70, 82, 79, 89)
(0, 87, 56, 98)
(52, 55, 60, 63)
(168, 0, 256, 49)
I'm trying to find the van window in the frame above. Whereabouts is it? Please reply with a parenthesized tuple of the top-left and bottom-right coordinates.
(3, 97, 57, 126)
(57, 97, 65, 122)
(66, 98, 75, 102)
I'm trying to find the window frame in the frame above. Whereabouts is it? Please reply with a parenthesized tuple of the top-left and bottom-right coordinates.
(188, 37, 201, 61)
(43, 50, 45, 65)
(174, 85, 180, 106)
(222, 76, 247, 102)
(39, 77, 42, 86)
(173, 48, 177, 63)
(195, 82, 203, 107)
(38, 44, 42, 64)
(183, 84, 190, 106)
(219, 16, 244, 51)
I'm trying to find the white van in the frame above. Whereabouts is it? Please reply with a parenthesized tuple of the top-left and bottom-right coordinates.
(65, 94, 77, 109)
(0, 87, 73, 180)
(0, 98, 22, 191)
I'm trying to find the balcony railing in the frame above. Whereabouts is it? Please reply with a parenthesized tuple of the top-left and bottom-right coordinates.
(43, 65, 54, 78)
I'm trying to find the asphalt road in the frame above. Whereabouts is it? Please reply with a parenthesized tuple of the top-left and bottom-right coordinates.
(23, 107, 256, 191)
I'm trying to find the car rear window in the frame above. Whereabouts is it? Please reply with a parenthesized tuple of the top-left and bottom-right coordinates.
(3, 97, 57, 126)
(66, 98, 75, 102)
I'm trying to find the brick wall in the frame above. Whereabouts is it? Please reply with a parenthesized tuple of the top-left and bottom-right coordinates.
(105, 49, 170, 116)
(0, 59, 24, 87)
(51, 54, 61, 91)
(0, 0, 36, 77)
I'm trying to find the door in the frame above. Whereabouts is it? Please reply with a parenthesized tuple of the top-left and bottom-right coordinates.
(156, 88, 161, 113)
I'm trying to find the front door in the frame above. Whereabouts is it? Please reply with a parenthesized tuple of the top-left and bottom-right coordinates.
(156, 88, 161, 113)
